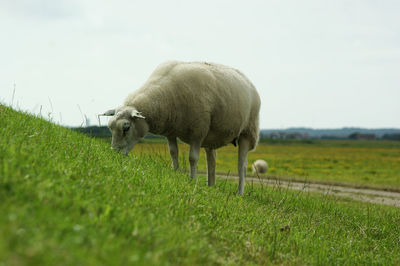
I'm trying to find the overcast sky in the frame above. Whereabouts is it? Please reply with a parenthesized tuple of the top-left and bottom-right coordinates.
(1, 0, 399, 129)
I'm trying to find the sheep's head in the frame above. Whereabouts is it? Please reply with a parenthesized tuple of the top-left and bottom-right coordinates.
(101, 106, 148, 156)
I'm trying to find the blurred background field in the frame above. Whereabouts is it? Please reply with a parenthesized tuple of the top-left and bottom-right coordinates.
(132, 139, 400, 191)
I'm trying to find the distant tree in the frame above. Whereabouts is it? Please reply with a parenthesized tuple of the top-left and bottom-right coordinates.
(382, 134, 400, 141)
(348, 132, 376, 140)
(71, 126, 111, 138)
(348, 132, 360, 140)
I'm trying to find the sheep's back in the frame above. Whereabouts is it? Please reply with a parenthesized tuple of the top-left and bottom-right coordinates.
(127, 61, 260, 148)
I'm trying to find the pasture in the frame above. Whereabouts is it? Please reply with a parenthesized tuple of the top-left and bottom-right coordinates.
(133, 139, 400, 191)
(1, 105, 400, 265)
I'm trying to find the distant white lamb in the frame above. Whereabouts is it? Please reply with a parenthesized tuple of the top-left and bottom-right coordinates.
(252, 159, 268, 174)
(102, 61, 261, 195)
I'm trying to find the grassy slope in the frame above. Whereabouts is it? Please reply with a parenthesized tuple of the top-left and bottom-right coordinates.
(1, 105, 400, 265)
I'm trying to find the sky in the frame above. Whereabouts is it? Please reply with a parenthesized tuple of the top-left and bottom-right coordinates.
(1, 0, 399, 129)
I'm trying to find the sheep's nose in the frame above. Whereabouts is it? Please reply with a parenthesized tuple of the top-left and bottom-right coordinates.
(111, 146, 128, 156)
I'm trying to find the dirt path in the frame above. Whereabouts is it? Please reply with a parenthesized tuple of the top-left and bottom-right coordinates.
(216, 174, 400, 207)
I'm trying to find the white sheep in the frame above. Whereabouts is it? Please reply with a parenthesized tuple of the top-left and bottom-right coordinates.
(252, 159, 268, 174)
(102, 61, 260, 195)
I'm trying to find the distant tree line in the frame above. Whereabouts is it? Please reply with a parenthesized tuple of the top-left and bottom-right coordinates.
(382, 134, 400, 141)
(261, 127, 400, 140)
(71, 126, 111, 138)
(71, 126, 400, 141)
(70, 126, 163, 140)
(348, 133, 376, 140)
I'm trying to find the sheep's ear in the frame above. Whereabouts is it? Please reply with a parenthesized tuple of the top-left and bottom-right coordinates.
(131, 110, 145, 119)
(101, 109, 116, 116)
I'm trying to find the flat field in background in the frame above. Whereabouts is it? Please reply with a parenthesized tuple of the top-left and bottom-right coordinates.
(133, 139, 400, 190)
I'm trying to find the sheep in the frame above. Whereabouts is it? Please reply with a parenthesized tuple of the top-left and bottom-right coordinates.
(252, 159, 268, 174)
(101, 61, 261, 195)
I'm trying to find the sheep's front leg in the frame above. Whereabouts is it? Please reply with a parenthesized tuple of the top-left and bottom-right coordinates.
(238, 138, 250, 195)
(205, 148, 216, 186)
(167, 137, 179, 170)
(189, 142, 201, 179)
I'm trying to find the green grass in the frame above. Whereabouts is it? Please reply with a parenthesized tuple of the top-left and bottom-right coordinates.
(1, 105, 400, 265)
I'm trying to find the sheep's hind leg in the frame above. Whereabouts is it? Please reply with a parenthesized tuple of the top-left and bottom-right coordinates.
(238, 137, 250, 195)
(205, 148, 216, 186)
(189, 142, 201, 179)
(167, 137, 179, 170)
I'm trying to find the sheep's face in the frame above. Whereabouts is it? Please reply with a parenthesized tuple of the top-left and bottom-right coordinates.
(103, 107, 148, 156)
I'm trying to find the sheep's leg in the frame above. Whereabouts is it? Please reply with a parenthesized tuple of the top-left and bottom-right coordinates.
(238, 138, 250, 195)
(189, 142, 201, 179)
(205, 148, 216, 186)
(167, 137, 179, 170)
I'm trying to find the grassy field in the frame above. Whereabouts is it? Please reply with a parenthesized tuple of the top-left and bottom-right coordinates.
(132, 139, 400, 191)
(1, 105, 400, 265)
